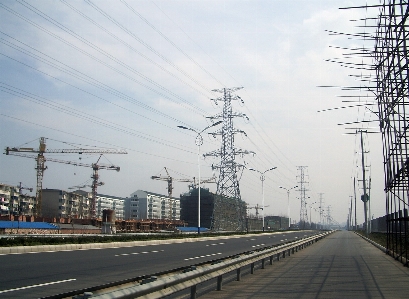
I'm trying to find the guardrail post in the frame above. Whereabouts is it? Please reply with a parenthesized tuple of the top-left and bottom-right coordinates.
(288, 249, 291, 256)
(251, 263, 255, 274)
(283, 251, 286, 258)
(270, 255, 273, 265)
(277, 253, 280, 261)
(237, 268, 241, 281)
(217, 275, 223, 291)
(190, 285, 197, 299)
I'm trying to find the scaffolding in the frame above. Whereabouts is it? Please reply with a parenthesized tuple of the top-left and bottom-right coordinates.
(374, 1, 409, 266)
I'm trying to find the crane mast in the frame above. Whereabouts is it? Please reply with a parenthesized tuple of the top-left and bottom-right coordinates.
(5, 137, 126, 218)
(151, 167, 216, 219)
(247, 203, 269, 218)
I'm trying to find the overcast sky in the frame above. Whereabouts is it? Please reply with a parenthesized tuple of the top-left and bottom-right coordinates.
(0, 0, 381, 225)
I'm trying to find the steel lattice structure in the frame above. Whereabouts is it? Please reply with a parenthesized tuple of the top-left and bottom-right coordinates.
(297, 166, 309, 228)
(374, 1, 409, 265)
(205, 87, 253, 231)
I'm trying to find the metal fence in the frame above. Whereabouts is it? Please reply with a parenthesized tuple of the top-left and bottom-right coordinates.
(374, 1, 409, 267)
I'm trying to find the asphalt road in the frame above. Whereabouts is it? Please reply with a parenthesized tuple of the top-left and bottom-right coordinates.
(0, 231, 317, 298)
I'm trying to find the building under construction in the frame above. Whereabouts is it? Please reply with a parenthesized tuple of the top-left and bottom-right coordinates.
(180, 187, 247, 230)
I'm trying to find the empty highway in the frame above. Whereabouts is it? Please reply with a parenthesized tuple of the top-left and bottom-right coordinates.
(0, 231, 317, 298)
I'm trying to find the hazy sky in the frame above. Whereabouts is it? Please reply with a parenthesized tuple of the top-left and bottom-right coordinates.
(0, 0, 381, 225)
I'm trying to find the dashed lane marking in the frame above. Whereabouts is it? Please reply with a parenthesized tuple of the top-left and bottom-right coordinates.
(115, 249, 164, 257)
(206, 242, 225, 247)
(251, 243, 266, 248)
(0, 278, 76, 294)
(184, 252, 222, 261)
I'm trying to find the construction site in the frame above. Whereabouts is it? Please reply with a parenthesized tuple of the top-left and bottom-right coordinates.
(1, 87, 290, 234)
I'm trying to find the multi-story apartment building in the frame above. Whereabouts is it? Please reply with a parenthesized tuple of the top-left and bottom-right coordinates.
(97, 194, 125, 220)
(125, 190, 180, 220)
(0, 182, 35, 216)
(42, 189, 90, 218)
(60, 190, 125, 220)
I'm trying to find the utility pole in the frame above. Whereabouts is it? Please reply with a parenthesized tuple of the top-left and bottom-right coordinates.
(318, 193, 324, 230)
(360, 130, 369, 235)
(354, 177, 357, 230)
(349, 195, 353, 230)
(368, 176, 372, 233)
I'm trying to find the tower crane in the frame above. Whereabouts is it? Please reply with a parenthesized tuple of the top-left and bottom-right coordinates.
(151, 167, 191, 219)
(188, 176, 216, 190)
(247, 203, 270, 219)
(151, 167, 216, 219)
(4, 137, 127, 217)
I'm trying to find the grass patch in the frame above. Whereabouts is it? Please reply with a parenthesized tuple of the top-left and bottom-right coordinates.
(355, 231, 387, 248)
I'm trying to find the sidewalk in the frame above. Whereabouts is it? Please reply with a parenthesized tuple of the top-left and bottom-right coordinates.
(199, 230, 409, 299)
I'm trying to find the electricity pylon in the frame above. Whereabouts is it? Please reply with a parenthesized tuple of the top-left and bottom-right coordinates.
(205, 87, 254, 231)
(297, 166, 309, 228)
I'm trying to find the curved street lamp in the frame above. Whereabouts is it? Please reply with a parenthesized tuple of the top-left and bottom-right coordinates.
(279, 185, 298, 228)
(177, 121, 222, 234)
(249, 167, 276, 231)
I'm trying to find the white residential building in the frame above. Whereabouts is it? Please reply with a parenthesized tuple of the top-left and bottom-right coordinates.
(41, 190, 125, 219)
(97, 194, 125, 220)
(125, 190, 180, 220)
(0, 182, 35, 216)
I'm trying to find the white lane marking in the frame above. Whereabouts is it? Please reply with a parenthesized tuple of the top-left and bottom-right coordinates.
(206, 242, 225, 247)
(184, 252, 222, 261)
(0, 278, 76, 294)
(115, 249, 164, 257)
(251, 243, 266, 248)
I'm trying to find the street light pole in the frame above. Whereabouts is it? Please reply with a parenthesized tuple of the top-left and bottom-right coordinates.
(177, 121, 222, 234)
(249, 167, 276, 231)
(309, 202, 315, 228)
(279, 185, 298, 228)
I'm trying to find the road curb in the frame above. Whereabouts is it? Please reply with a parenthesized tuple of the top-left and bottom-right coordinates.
(354, 231, 386, 253)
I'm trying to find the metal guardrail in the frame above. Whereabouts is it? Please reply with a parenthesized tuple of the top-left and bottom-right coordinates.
(66, 231, 333, 299)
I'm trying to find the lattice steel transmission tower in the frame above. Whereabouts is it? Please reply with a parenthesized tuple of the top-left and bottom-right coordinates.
(373, 1, 409, 265)
(296, 166, 309, 228)
(205, 87, 254, 231)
